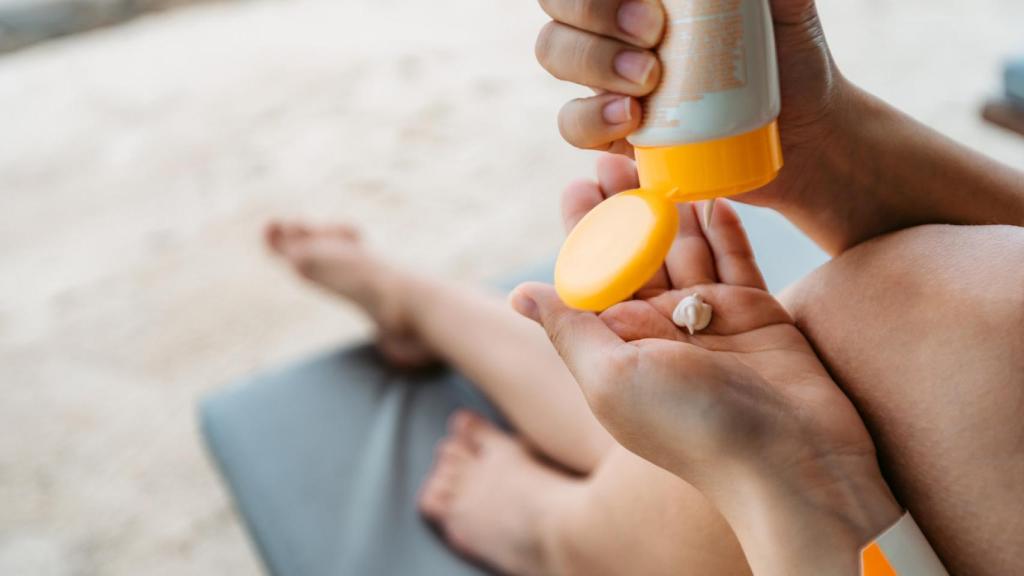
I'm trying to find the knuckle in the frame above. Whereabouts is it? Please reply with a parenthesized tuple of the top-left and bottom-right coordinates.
(569, 34, 602, 75)
(537, 21, 619, 86)
(569, 0, 603, 26)
(557, 100, 592, 148)
(540, 0, 607, 29)
(598, 305, 634, 338)
(534, 21, 559, 71)
(544, 314, 574, 353)
(556, 106, 575, 142)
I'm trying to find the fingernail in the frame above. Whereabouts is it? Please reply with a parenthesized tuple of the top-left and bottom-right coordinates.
(602, 97, 633, 125)
(614, 51, 656, 86)
(509, 290, 540, 322)
(617, 1, 661, 45)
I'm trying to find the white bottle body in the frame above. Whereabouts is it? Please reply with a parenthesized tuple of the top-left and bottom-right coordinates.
(628, 0, 781, 148)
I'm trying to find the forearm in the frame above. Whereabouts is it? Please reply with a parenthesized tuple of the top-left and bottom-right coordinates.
(777, 81, 1024, 255)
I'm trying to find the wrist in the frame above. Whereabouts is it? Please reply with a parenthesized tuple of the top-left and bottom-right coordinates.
(817, 82, 895, 206)
(710, 455, 902, 575)
(736, 75, 870, 233)
(762, 79, 904, 254)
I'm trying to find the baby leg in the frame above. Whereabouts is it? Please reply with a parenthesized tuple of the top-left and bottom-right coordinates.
(266, 220, 612, 473)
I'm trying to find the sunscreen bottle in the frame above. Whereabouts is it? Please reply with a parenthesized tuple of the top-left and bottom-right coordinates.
(555, 0, 783, 311)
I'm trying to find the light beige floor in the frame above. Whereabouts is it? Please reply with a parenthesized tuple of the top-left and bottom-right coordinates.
(1, 0, 1022, 574)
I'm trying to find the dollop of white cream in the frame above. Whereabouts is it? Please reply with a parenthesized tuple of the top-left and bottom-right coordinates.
(672, 294, 713, 335)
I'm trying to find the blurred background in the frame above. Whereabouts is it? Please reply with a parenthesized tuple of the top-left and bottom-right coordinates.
(1, 0, 1022, 574)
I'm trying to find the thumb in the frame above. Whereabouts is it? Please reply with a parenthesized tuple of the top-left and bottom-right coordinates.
(510, 283, 631, 388)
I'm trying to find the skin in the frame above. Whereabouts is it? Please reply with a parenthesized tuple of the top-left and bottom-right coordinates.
(267, 212, 754, 576)
(267, 152, 1024, 574)
(266, 219, 612, 474)
(256, 0, 1024, 571)
(534, 0, 1024, 253)
(529, 0, 1024, 570)
(780, 224, 1024, 575)
(512, 199, 904, 574)
(509, 157, 1024, 575)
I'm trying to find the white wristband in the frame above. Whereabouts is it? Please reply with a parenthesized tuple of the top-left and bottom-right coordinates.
(861, 512, 949, 575)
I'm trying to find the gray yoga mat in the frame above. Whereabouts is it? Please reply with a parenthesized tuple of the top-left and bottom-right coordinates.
(200, 204, 826, 576)
(202, 346, 502, 576)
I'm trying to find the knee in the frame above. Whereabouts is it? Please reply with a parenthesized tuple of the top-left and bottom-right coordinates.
(879, 224, 1024, 320)
(785, 224, 1024, 408)
(788, 224, 1024, 344)
(780, 224, 1024, 478)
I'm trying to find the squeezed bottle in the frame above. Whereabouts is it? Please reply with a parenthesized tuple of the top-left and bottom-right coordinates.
(555, 0, 783, 311)
(632, 0, 783, 201)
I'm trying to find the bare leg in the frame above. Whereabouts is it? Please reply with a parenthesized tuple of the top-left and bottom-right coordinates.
(546, 444, 749, 576)
(266, 220, 612, 473)
(404, 273, 614, 473)
(783, 224, 1024, 575)
(268, 213, 1024, 574)
(267, 220, 750, 576)
(419, 412, 751, 576)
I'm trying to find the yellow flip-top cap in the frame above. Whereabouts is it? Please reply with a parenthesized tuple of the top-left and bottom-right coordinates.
(555, 189, 679, 312)
(556, 122, 783, 312)
(634, 121, 783, 202)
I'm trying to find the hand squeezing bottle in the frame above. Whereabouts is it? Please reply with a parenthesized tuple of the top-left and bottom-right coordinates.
(555, 0, 783, 311)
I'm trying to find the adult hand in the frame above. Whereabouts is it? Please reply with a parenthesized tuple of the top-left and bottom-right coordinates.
(511, 155, 901, 574)
(534, 0, 846, 207)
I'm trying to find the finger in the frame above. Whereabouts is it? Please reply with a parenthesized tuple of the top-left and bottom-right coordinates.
(600, 300, 682, 342)
(536, 22, 661, 97)
(645, 286, 791, 337)
(559, 154, 640, 233)
(595, 153, 640, 196)
(664, 203, 717, 289)
(537, 0, 665, 48)
(561, 178, 605, 233)
(559, 94, 642, 151)
(509, 283, 633, 388)
(607, 139, 635, 157)
(703, 200, 768, 290)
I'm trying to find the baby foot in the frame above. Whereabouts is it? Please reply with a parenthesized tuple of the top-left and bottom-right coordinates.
(419, 411, 577, 576)
(265, 221, 434, 368)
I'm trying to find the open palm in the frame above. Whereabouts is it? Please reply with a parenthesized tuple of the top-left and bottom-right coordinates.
(514, 155, 883, 497)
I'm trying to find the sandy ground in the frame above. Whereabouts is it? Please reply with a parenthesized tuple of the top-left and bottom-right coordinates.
(1, 0, 1022, 574)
